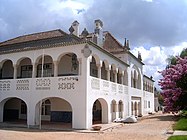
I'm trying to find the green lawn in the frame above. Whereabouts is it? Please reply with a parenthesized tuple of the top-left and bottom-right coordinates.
(168, 114, 187, 140)
(173, 118, 187, 131)
(168, 135, 187, 140)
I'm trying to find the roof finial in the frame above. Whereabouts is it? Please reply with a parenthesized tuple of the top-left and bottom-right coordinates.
(124, 38, 127, 47)
(69, 26, 75, 34)
(138, 51, 142, 61)
(127, 40, 130, 50)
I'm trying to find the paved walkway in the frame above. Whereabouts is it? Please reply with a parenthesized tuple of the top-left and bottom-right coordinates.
(0, 113, 178, 140)
(173, 131, 187, 135)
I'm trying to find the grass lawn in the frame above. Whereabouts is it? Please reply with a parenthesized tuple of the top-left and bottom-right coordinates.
(168, 114, 187, 140)
(168, 135, 187, 140)
(173, 118, 187, 131)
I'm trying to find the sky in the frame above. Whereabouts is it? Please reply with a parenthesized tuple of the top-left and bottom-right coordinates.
(0, 0, 187, 89)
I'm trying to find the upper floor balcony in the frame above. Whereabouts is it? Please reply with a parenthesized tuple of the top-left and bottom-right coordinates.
(0, 51, 144, 96)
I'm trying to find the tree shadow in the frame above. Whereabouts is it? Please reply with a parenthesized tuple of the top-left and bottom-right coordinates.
(145, 114, 179, 122)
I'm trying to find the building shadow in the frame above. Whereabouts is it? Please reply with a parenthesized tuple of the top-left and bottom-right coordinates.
(145, 113, 179, 122)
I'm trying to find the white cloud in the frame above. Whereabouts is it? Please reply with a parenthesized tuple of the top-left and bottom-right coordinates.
(131, 43, 187, 89)
(131, 46, 167, 66)
(41, 0, 92, 15)
(142, 0, 153, 2)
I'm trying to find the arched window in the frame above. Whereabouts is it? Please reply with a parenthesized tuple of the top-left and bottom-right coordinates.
(117, 71, 122, 84)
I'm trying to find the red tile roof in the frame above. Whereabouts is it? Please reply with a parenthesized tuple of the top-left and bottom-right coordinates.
(0, 29, 68, 46)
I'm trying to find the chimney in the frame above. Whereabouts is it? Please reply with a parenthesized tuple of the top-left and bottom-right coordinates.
(72, 20, 79, 36)
(124, 38, 130, 50)
(138, 51, 142, 61)
(94, 19, 103, 47)
(81, 28, 89, 39)
(126, 40, 130, 50)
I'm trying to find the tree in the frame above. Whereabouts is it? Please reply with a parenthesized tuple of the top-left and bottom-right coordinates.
(159, 57, 187, 112)
(166, 48, 187, 67)
(180, 48, 187, 58)
(166, 55, 177, 66)
(158, 93, 164, 106)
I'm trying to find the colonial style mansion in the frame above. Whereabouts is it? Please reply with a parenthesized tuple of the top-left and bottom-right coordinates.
(0, 20, 154, 129)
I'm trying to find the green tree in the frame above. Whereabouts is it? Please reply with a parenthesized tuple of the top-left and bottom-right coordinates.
(166, 48, 187, 67)
(180, 48, 187, 58)
(158, 93, 164, 106)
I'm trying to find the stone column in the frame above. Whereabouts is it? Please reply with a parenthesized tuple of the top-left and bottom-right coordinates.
(28, 101, 40, 128)
(114, 69, 117, 83)
(0, 103, 4, 122)
(78, 58, 82, 75)
(115, 103, 119, 119)
(32, 63, 37, 78)
(131, 101, 134, 115)
(97, 64, 101, 79)
(13, 64, 17, 79)
(121, 71, 124, 85)
(106, 66, 111, 81)
(53, 61, 58, 77)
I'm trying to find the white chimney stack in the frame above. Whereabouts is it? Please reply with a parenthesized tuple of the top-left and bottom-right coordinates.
(72, 20, 79, 36)
(94, 19, 103, 47)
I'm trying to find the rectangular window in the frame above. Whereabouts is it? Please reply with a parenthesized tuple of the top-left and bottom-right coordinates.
(0, 69, 2, 79)
(37, 63, 52, 77)
(148, 101, 151, 108)
(21, 65, 33, 78)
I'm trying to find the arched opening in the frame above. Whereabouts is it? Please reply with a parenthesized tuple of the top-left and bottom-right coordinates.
(92, 98, 108, 124)
(131, 101, 134, 115)
(92, 100, 102, 124)
(111, 100, 116, 121)
(17, 58, 32, 78)
(3, 98, 27, 124)
(36, 55, 53, 77)
(135, 102, 138, 116)
(58, 53, 79, 76)
(101, 61, 107, 80)
(143, 81, 146, 90)
(1, 60, 14, 79)
(90, 57, 98, 78)
(117, 71, 122, 84)
(118, 100, 123, 118)
(131, 65, 142, 89)
(110, 65, 115, 82)
(35, 97, 73, 129)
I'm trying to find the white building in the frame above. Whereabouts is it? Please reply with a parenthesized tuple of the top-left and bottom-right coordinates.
(0, 19, 154, 129)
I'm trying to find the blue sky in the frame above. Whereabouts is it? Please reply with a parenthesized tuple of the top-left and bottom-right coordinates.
(1, 0, 187, 88)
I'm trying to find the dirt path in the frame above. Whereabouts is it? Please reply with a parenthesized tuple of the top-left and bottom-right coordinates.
(0, 113, 175, 140)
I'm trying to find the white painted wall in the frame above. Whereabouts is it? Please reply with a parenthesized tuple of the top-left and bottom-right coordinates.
(0, 42, 155, 130)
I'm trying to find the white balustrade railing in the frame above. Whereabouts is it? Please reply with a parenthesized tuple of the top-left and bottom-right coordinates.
(90, 76, 130, 95)
(0, 76, 80, 93)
